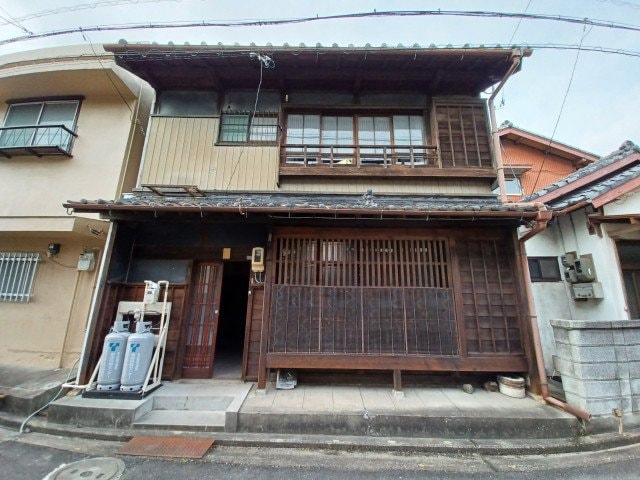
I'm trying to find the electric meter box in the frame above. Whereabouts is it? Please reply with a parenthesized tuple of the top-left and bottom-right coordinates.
(570, 282, 604, 299)
(77, 252, 96, 271)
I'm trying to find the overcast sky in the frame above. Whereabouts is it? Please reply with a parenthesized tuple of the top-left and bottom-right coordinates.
(0, 0, 638, 156)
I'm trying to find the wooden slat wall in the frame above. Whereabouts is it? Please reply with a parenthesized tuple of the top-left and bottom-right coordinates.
(89, 282, 187, 380)
(141, 116, 279, 190)
(269, 235, 458, 357)
(456, 238, 524, 355)
(243, 284, 264, 381)
(435, 101, 492, 169)
(142, 116, 494, 196)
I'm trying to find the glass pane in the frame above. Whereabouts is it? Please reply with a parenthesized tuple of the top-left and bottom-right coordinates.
(285, 114, 320, 163)
(1, 104, 41, 147)
(394, 115, 425, 165)
(249, 116, 278, 142)
(359, 116, 390, 164)
(4, 104, 41, 126)
(39, 102, 78, 127)
(539, 258, 561, 280)
(158, 91, 217, 116)
(34, 103, 77, 147)
(321, 116, 353, 164)
(220, 114, 249, 142)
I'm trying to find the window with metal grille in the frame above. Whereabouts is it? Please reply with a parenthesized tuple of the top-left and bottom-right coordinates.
(0, 252, 40, 302)
(218, 111, 278, 144)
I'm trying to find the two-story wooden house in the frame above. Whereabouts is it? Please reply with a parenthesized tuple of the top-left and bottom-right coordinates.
(0, 45, 152, 369)
(66, 43, 545, 390)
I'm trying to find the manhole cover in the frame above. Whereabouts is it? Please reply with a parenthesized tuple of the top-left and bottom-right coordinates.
(44, 457, 125, 480)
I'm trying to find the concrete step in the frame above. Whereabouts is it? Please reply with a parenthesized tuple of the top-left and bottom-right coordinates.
(152, 395, 233, 411)
(237, 411, 581, 440)
(133, 409, 225, 431)
(48, 395, 153, 428)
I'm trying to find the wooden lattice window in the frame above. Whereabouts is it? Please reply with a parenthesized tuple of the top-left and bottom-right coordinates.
(270, 234, 458, 356)
(435, 101, 492, 168)
(457, 238, 524, 355)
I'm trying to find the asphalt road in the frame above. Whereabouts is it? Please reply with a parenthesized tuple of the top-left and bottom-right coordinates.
(2, 427, 640, 480)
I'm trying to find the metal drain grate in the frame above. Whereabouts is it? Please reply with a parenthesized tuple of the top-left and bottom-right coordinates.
(117, 436, 215, 459)
(45, 457, 125, 480)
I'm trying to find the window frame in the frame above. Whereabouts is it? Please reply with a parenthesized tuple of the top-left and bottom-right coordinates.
(217, 111, 279, 145)
(1, 97, 82, 153)
(0, 252, 41, 302)
(282, 110, 428, 166)
(528, 256, 562, 282)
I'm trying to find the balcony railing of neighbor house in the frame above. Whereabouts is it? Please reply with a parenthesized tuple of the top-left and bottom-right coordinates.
(0, 124, 78, 158)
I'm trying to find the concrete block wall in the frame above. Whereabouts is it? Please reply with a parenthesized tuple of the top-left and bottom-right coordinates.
(550, 319, 640, 416)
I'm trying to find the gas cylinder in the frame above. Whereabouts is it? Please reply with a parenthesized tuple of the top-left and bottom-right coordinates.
(96, 317, 130, 391)
(119, 320, 155, 392)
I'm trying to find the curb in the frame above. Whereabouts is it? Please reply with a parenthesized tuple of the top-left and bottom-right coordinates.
(2, 411, 640, 456)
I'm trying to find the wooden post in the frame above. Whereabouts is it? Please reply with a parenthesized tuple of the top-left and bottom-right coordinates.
(393, 369, 402, 393)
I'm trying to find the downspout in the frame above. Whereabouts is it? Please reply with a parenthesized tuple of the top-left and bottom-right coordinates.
(488, 49, 523, 204)
(73, 222, 117, 385)
(518, 208, 591, 421)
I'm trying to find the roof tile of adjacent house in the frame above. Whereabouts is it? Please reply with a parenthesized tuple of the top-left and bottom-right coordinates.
(524, 141, 640, 209)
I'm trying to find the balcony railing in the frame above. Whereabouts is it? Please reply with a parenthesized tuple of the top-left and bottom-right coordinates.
(0, 124, 77, 158)
(281, 143, 438, 168)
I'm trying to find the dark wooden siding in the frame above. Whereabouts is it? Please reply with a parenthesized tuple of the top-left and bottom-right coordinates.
(435, 101, 492, 168)
(457, 238, 524, 355)
(243, 284, 264, 381)
(264, 228, 529, 376)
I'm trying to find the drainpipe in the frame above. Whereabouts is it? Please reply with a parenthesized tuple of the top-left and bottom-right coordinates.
(517, 208, 592, 421)
(73, 222, 117, 385)
(488, 49, 523, 204)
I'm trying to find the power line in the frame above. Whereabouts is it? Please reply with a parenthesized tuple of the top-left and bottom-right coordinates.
(0, 6, 33, 35)
(1, 9, 640, 48)
(508, 0, 534, 44)
(531, 25, 594, 192)
(0, 0, 181, 27)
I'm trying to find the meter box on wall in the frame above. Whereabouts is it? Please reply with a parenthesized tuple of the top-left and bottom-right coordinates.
(570, 282, 604, 299)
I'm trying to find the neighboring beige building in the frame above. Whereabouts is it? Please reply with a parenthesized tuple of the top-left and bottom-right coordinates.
(0, 45, 153, 369)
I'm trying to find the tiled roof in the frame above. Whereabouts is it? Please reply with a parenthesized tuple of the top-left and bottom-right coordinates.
(65, 191, 540, 217)
(523, 141, 640, 209)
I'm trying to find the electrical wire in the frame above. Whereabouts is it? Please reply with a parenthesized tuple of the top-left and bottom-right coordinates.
(0, 0, 181, 27)
(2, 9, 640, 47)
(20, 357, 79, 434)
(530, 25, 594, 192)
(223, 53, 274, 190)
(82, 31, 133, 113)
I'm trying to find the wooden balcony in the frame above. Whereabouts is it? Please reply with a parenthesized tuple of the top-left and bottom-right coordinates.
(0, 125, 77, 158)
(279, 143, 496, 178)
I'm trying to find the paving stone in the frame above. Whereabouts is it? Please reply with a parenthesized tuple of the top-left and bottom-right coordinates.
(331, 386, 364, 412)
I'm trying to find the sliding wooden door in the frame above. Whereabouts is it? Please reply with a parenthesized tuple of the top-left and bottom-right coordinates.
(181, 262, 223, 378)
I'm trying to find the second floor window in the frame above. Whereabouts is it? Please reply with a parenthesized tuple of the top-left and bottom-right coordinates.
(284, 113, 428, 166)
(0, 100, 80, 152)
(218, 111, 279, 144)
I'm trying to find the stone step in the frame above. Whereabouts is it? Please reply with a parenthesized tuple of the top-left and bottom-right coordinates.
(133, 409, 225, 431)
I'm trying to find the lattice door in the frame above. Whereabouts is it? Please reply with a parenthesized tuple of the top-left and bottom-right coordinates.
(181, 262, 223, 378)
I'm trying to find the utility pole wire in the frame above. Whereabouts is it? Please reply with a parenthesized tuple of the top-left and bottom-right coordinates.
(1, 9, 640, 47)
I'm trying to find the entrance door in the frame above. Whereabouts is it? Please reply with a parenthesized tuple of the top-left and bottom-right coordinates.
(181, 262, 223, 378)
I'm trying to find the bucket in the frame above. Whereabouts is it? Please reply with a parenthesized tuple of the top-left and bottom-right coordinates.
(497, 375, 526, 398)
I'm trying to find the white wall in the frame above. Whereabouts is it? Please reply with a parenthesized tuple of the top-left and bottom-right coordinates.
(525, 203, 636, 374)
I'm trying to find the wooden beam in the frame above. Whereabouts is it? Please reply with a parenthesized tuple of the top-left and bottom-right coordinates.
(266, 353, 528, 372)
(278, 166, 496, 178)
